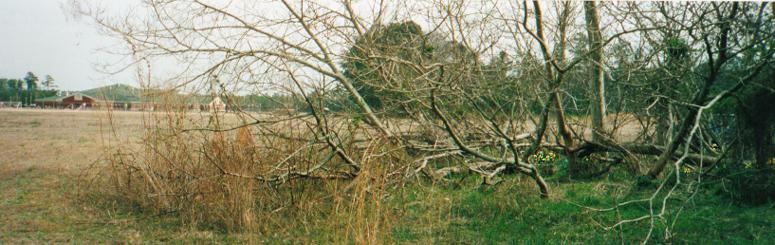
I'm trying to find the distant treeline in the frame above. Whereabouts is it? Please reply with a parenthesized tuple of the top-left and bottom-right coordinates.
(0, 72, 57, 105)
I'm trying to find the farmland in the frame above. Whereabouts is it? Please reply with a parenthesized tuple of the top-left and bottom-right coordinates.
(0, 109, 237, 242)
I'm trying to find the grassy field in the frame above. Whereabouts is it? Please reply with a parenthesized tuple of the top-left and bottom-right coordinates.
(1, 109, 774, 243)
(0, 109, 238, 243)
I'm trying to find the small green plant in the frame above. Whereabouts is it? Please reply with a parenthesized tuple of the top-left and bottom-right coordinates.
(351, 114, 363, 128)
(528, 149, 559, 176)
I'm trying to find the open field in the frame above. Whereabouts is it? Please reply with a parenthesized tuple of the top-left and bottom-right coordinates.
(1, 109, 774, 243)
(0, 109, 245, 243)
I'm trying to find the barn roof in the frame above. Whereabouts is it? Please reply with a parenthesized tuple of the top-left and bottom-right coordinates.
(35, 95, 67, 102)
(35, 94, 100, 103)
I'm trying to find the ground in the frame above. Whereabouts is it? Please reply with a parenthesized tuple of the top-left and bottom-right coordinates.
(1, 109, 774, 243)
(0, 109, 240, 243)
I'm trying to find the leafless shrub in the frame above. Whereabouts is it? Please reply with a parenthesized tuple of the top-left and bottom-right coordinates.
(69, 0, 775, 242)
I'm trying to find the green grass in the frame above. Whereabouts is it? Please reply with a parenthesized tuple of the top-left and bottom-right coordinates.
(0, 166, 244, 243)
(386, 173, 775, 244)
(2, 164, 774, 243)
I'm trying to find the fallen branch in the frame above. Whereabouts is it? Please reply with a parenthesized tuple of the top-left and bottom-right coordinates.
(574, 141, 719, 165)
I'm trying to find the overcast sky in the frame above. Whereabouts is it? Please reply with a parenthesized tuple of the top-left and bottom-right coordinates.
(0, 1, 134, 91)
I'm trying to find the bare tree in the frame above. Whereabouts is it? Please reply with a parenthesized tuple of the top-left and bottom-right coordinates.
(584, 0, 606, 142)
(72, 0, 775, 241)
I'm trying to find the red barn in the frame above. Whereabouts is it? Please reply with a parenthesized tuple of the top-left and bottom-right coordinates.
(35, 93, 100, 109)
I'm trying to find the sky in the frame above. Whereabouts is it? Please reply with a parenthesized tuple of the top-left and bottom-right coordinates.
(0, 0, 134, 91)
(0, 0, 537, 92)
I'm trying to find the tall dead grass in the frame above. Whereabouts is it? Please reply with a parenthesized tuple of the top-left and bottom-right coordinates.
(93, 95, 407, 242)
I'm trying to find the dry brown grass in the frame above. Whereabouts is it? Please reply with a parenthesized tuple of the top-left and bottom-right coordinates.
(0, 108, 408, 242)
(81, 103, 407, 242)
(0, 109, 144, 242)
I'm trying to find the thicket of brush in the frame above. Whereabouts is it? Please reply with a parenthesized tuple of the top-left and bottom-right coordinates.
(78, 99, 775, 243)
(88, 98, 413, 242)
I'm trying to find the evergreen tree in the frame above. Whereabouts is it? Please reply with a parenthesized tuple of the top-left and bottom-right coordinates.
(42, 75, 55, 89)
(24, 72, 39, 105)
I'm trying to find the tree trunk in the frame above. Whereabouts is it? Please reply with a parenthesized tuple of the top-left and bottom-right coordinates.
(531, 0, 579, 179)
(584, 0, 606, 143)
(554, 91, 580, 178)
